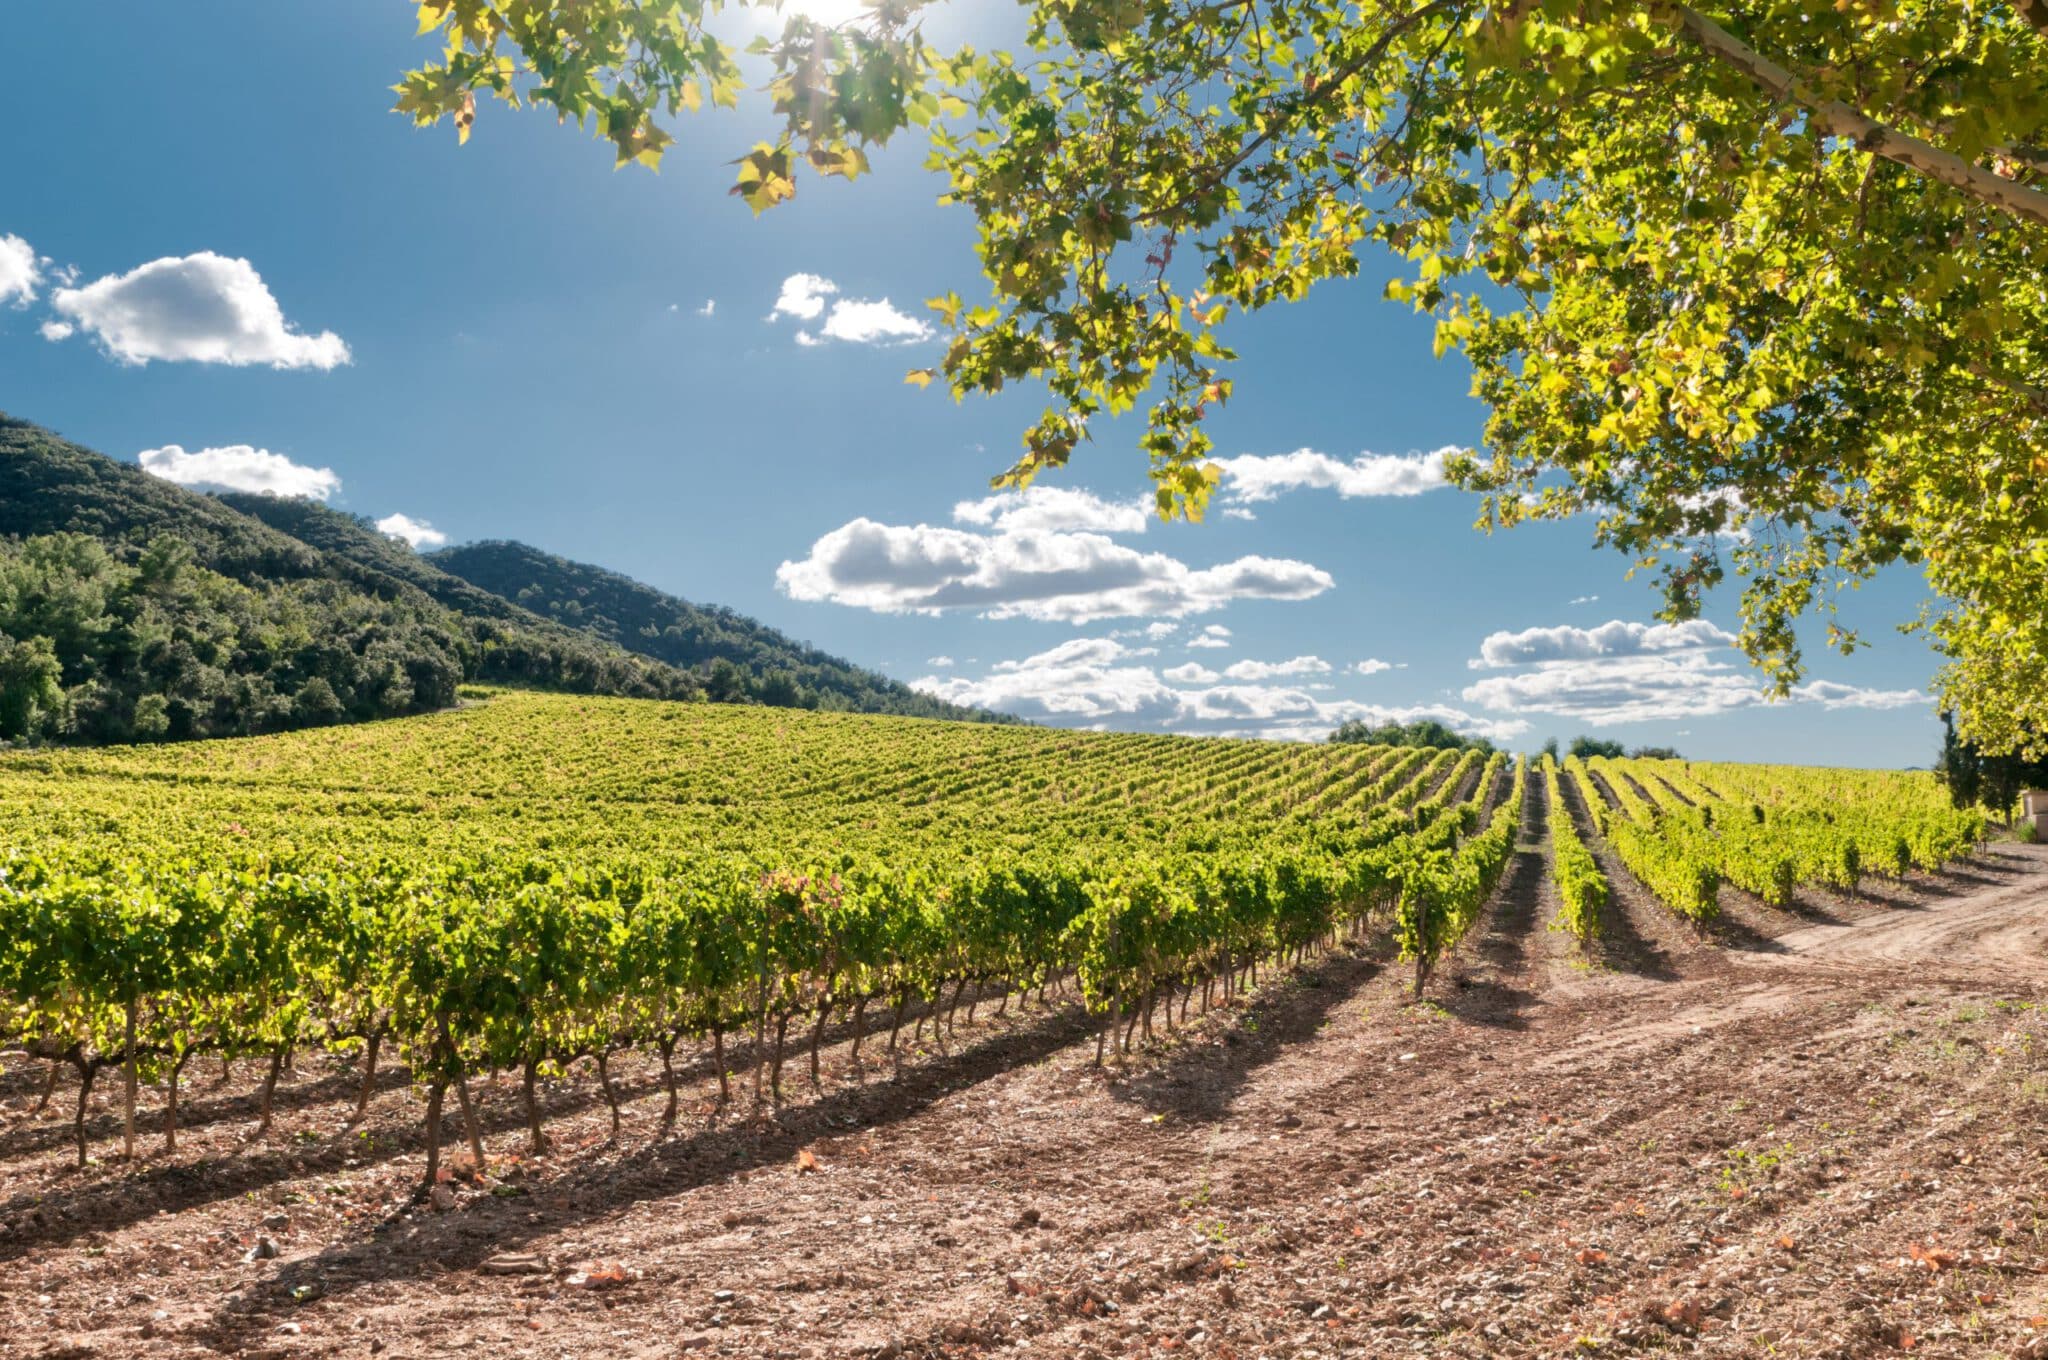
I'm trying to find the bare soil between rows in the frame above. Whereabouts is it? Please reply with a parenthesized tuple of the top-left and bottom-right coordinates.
(4, 840, 2047, 1360)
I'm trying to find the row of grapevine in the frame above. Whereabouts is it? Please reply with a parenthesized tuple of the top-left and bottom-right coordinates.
(1568, 756, 1721, 924)
(1391, 757, 1526, 993)
(1540, 757, 1605, 942)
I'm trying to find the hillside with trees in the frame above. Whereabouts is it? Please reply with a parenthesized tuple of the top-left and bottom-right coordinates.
(431, 540, 1011, 722)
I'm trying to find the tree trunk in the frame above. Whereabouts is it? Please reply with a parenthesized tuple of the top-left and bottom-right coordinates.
(522, 1056, 548, 1153)
(453, 1066, 486, 1173)
(122, 998, 139, 1160)
(34, 1057, 60, 1116)
(164, 1047, 192, 1155)
(350, 1024, 384, 1125)
(417, 1078, 447, 1203)
(807, 996, 832, 1090)
(595, 1051, 622, 1137)
(253, 1044, 285, 1139)
(657, 1035, 680, 1129)
(711, 1023, 730, 1105)
(848, 994, 869, 1071)
(769, 1012, 790, 1103)
(72, 1058, 97, 1169)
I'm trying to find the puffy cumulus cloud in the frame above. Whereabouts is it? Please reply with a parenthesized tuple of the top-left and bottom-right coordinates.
(1471, 618, 1736, 669)
(953, 486, 1150, 536)
(817, 297, 931, 345)
(138, 443, 341, 501)
(1221, 507, 1257, 521)
(39, 320, 73, 341)
(994, 638, 1154, 671)
(1146, 622, 1180, 640)
(912, 642, 1184, 726)
(1222, 655, 1330, 681)
(376, 513, 447, 550)
(0, 234, 39, 306)
(1187, 624, 1232, 649)
(770, 272, 932, 345)
(1462, 652, 1763, 726)
(1790, 680, 1929, 711)
(925, 655, 955, 668)
(1461, 619, 1931, 725)
(776, 517, 1331, 623)
(1211, 446, 1455, 504)
(914, 645, 1526, 742)
(769, 272, 837, 321)
(1183, 695, 1528, 744)
(49, 252, 349, 369)
(1353, 658, 1395, 676)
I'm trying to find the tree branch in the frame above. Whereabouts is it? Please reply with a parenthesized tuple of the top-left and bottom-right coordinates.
(1140, 0, 1464, 225)
(2019, 0, 2048, 40)
(1667, 4, 2048, 231)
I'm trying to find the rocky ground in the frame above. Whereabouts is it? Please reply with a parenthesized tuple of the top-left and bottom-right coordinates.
(4, 805, 2046, 1360)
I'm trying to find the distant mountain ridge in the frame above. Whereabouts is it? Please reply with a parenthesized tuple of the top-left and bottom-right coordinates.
(430, 540, 1008, 723)
(0, 414, 1007, 743)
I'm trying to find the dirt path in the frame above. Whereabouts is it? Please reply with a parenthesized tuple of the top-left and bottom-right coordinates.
(3, 817, 2046, 1360)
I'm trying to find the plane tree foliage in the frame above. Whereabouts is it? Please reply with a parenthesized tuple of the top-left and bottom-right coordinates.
(398, 0, 2048, 753)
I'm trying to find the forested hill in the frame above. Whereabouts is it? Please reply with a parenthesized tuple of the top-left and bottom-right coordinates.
(0, 415, 698, 743)
(430, 540, 1011, 723)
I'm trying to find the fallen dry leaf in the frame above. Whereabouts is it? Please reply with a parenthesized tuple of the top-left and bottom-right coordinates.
(1663, 1298, 1704, 1329)
(797, 1147, 820, 1174)
(1576, 1248, 1607, 1266)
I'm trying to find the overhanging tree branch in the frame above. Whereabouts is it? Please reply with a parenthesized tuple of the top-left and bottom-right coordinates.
(2020, 0, 2048, 40)
(1667, 4, 2048, 231)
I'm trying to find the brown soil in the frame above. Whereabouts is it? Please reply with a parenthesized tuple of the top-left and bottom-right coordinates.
(4, 830, 2047, 1360)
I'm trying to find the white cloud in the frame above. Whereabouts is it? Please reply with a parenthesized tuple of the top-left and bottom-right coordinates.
(776, 519, 1331, 623)
(770, 273, 838, 321)
(771, 272, 932, 345)
(818, 297, 931, 345)
(1353, 659, 1394, 676)
(913, 642, 1184, 726)
(1221, 507, 1257, 521)
(1210, 446, 1455, 504)
(1789, 680, 1928, 711)
(994, 638, 1154, 671)
(698, 299, 717, 317)
(1146, 622, 1180, 640)
(39, 320, 73, 342)
(1462, 651, 1763, 725)
(1222, 655, 1331, 681)
(376, 513, 447, 550)
(1461, 616, 1930, 724)
(138, 443, 341, 501)
(49, 252, 349, 369)
(914, 644, 1526, 742)
(1471, 618, 1736, 669)
(1187, 625, 1232, 650)
(0, 234, 39, 306)
(926, 655, 955, 668)
(1570, 594, 1599, 605)
(953, 487, 1150, 536)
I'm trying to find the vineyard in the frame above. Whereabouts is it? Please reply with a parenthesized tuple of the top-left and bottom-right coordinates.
(1, 691, 2039, 1359)
(1, 691, 1530, 1181)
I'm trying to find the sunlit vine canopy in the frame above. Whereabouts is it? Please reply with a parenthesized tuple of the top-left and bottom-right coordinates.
(398, 0, 2048, 753)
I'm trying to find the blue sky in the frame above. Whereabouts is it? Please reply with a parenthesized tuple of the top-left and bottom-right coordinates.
(0, 3, 1948, 765)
